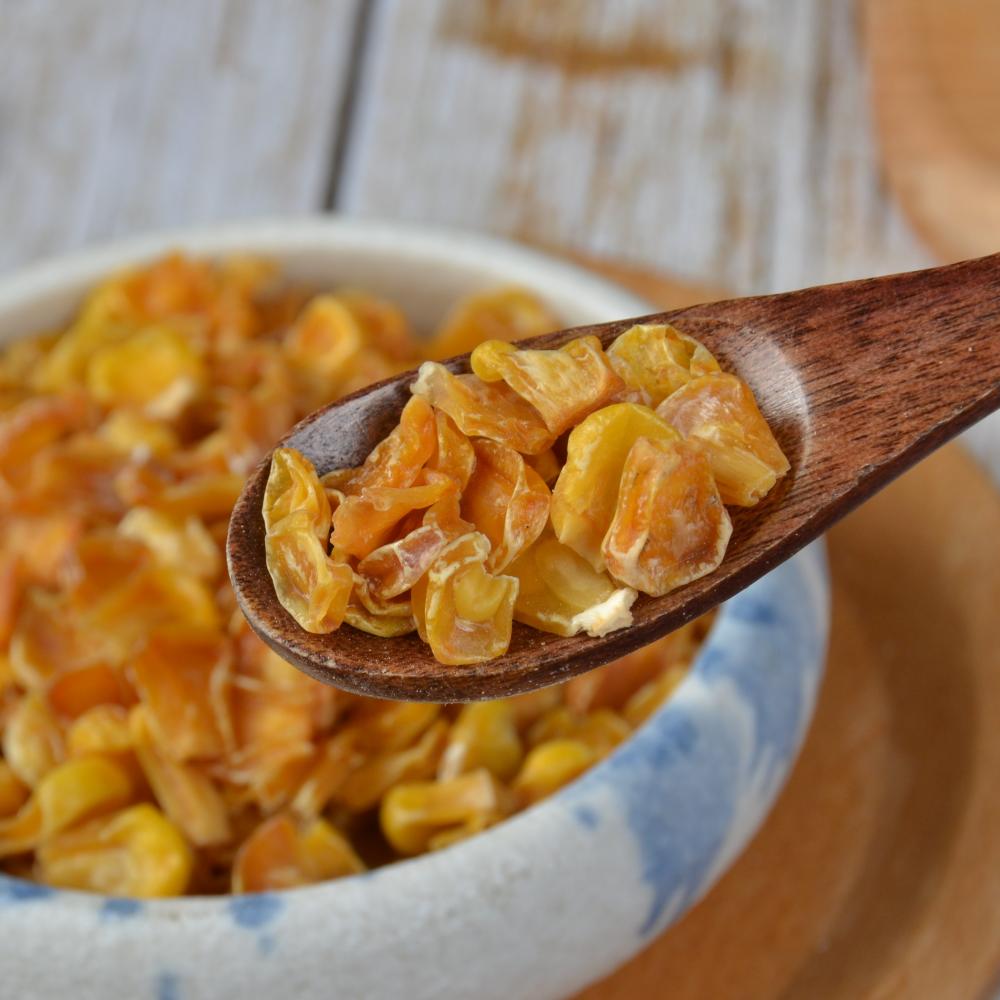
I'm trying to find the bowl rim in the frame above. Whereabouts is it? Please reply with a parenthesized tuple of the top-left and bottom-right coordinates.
(0, 217, 827, 918)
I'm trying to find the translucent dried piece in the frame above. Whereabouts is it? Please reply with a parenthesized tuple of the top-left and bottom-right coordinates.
(410, 362, 553, 455)
(65, 705, 133, 758)
(337, 395, 437, 495)
(422, 494, 475, 537)
(7, 513, 83, 587)
(426, 287, 558, 361)
(131, 706, 231, 846)
(525, 448, 561, 486)
(411, 533, 518, 666)
(471, 336, 624, 436)
(330, 473, 454, 560)
(0, 761, 29, 818)
(356, 523, 453, 600)
(348, 701, 440, 754)
(602, 436, 733, 596)
(118, 507, 220, 580)
(131, 627, 233, 762)
(232, 813, 364, 893)
(0, 393, 91, 486)
(97, 409, 180, 459)
(551, 403, 679, 571)
(265, 510, 353, 633)
(262, 447, 330, 541)
(607, 323, 720, 406)
(283, 295, 363, 382)
(437, 702, 523, 781)
(36, 803, 192, 897)
(460, 439, 550, 572)
(335, 719, 448, 812)
(48, 664, 127, 719)
(513, 739, 598, 805)
(426, 411, 476, 491)
(2, 691, 65, 786)
(87, 324, 205, 417)
(343, 598, 416, 638)
(115, 465, 245, 520)
(9, 590, 96, 689)
(380, 769, 510, 856)
(656, 372, 790, 506)
(336, 289, 420, 363)
(290, 731, 358, 819)
(506, 532, 637, 638)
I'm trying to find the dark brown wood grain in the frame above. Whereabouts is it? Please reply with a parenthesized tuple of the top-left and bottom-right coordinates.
(226, 253, 1000, 701)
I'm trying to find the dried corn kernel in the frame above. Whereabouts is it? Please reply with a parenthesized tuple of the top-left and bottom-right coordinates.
(118, 507, 221, 580)
(607, 323, 720, 406)
(437, 702, 523, 781)
(656, 373, 790, 506)
(262, 447, 331, 543)
(2, 691, 64, 786)
(0, 760, 29, 817)
(513, 739, 598, 804)
(602, 436, 732, 596)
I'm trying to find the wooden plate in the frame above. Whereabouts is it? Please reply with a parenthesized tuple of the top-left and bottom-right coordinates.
(571, 260, 1000, 999)
(866, 0, 1000, 261)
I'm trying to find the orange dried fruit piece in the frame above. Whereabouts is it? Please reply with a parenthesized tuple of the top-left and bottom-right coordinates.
(0, 393, 91, 485)
(602, 436, 732, 596)
(290, 731, 358, 819)
(411, 533, 518, 665)
(426, 287, 558, 361)
(65, 705, 133, 758)
(131, 627, 233, 762)
(656, 372, 790, 506)
(337, 395, 437, 495)
(380, 768, 510, 856)
(118, 507, 221, 580)
(1, 690, 65, 786)
(48, 663, 128, 720)
(283, 295, 363, 382)
(525, 447, 560, 486)
(343, 594, 416, 638)
(410, 362, 553, 455)
(262, 447, 330, 541)
(232, 813, 364, 892)
(130, 705, 231, 846)
(470, 335, 624, 436)
(607, 323, 720, 406)
(265, 511, 354, 633)
(330, 472, 454, 560)
(551, 402, 679, 571)
(86, 324, 206, 417)
(97, 409, 180, 459)
(506, 532, 637, 638)
(437, 702, 523, 781)
(356, 523, 454, 601)
(36, 803, 192, 897)
(461, 439, 550, 572)
(0, 761, 29, 818)
(335, 289, 420, 363)
(426, 410, 476, 491)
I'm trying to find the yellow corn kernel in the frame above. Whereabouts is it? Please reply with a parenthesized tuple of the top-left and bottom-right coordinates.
(437, 702, 523, 782)
(66, 705, 133, 758)
(575, 709, 632, 755)
(0, 760, 29, 818)
(624, 665, 689, 727)
(297, 817, 366, 880)
(37, 804, 192, 897)
(1, 691, 65, 787)
(35, 756, 134, 838)
(380, 769, 509, 856)
(513, 739, 598, 805)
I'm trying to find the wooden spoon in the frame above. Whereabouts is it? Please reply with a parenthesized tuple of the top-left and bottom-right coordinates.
(227, 254, 1000, 701)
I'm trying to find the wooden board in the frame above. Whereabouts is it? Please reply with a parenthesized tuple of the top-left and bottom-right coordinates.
(867, 0, 1000, 264)
(573, 263, 1000, 999)
(338, 0, 931, 294)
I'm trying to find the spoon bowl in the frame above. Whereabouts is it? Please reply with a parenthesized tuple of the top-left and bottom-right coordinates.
(228, 254, 1000, 700)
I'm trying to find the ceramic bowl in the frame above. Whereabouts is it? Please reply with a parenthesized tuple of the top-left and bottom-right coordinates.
(0, 219, 830, 1000)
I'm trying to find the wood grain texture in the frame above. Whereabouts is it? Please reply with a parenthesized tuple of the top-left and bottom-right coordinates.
(227, 254, 1000, 701)
(339, 0, 932, 295)
(866, 0, 1000, 263)
(0, 0, 360, 273)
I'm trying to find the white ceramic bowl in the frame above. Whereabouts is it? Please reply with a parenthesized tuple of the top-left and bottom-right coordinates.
(0, 219, 829, 1000)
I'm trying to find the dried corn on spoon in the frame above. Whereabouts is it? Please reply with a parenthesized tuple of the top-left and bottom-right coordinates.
(228, 254, 1000, 701)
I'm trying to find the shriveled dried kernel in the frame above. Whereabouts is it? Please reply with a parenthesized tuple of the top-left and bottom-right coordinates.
(437, 703, 523, 781)
(0, 394, 92, 485)
(131, 706, 231, 846)
(118, 507, 221, 580)
(426, 411, 476, 491)
(265, 511, 353, 633)
(48, 664, 127, 719)
(602, 436, 732, 596)
(66, 705, 133, 758)
(461, 439, 550, 572)
(9, 590, 95, 689)
(262, 447, 330, 541)
(427, 287, 557, 361)
(607, 323, 720, 406)
(411, 534, 518, 666)
(290, 731, 358, 819)
(116, 466, 245, 519)
(0, 760, 29, 817)
(656, 372, 790, 506)
(624, 664, 689, 727)
(131, 628, 233, 762)
(525, 447, 561, 486)
(507, 532, 636, 638)
(232, 813, 364, 893)
(97, 410, 179, 459)
(574, 709, 632, 755)
(471, 336, 624, 436)
(2, 691, 64, 786)
(356, 524, 453, 601)
(37, 803, 192, 897)
(87, 324, 205, 417)
(283, 296, 363, 383)
(513, 739, 598, 804)
(349, 701, 440, 754)
(343, 598, 416, 638)
(551, 403, 679, 571)
(410, 362, 554, 455)
(331, 473, 453, 559)
(336, 290, 420, 363)
(380, 769, 509, 856)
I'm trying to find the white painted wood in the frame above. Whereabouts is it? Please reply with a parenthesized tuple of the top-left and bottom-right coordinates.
(0, 0, 360, 273)
(339, 0, 934, 296)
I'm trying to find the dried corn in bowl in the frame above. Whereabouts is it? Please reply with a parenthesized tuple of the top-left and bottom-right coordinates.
(0, 221, 828, 1000)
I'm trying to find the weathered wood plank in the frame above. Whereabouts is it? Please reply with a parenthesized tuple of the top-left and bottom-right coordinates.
(0, 0, 361, 272)
(339, 0, 933, 295)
